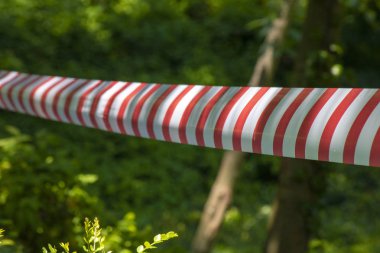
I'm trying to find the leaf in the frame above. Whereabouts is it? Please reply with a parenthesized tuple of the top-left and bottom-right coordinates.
(153, 234, 162, 243)
(59, 242, 70, 253)
(144, 241, 156, 249)
(166, 231, 178, 239)
(42, 244, 58, 253)
(136, 245, 145, 253)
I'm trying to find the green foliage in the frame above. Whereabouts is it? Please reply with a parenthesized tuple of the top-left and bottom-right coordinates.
(83, 218, 110, 253)
(0, 125, 102, 251)
(42, 243, 75, 253)
(42, 217, 110, 253)
(0, 0, 379, 253)
(0, 229, 4, 245)
(41, 218, 177, 253)
(0, 0, 283, 85)
(136, 231, 178, 253)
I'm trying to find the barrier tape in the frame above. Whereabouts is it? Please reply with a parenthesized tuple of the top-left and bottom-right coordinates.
(0, 70, 379, 167)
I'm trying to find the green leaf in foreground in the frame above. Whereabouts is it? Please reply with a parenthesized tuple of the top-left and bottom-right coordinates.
(0, 229, 4, 245)
(42, 218, 110, 253)
(136, 231, 178, 253)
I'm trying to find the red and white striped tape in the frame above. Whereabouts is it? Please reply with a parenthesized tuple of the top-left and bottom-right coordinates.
(0, 70, 379, 167)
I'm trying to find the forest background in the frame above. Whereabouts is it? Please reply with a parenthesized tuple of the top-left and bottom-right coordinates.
(0, 0, 380, 253)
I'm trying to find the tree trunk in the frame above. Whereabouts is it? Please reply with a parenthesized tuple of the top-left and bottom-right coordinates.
(264, 1, 341, 253)
(191, 1, 295, 253)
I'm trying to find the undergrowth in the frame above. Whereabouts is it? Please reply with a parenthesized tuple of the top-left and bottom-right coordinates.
(0, 218, 178, 253)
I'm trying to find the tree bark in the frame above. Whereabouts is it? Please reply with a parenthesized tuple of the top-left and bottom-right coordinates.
(264, 1, 341, 253)
(191, 1, 295, 253)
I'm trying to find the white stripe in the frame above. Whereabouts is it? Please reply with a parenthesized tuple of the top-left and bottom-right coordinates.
(185, 86, 223, 145)
(68, 80, 101, 125)
(153, 85, 188, 141)
(261, 88, 303, 155)
(55, 79, 86, 122)
(282, 89, 325, 158)
(240, 88, 281, 153)
(329, 89, 377, 163)
(105, 82, 144, 132)
(354, 103, 380, 166)
(169, 85, 203, 143)
(0, 72, 18, 86)
(138, 85, 171, 138)
(221, 88, 260, 150)
(305, 89, 351, 160)
(203, 87, 240, 148)
(44, 78, 75, 120)
(31, 77, 63, 117)
(80, 81, 110, 127)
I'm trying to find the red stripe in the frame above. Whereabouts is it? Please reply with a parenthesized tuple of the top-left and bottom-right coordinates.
(5, 75, 31, 110)
(318, 89, 362, 161)
(130, 85, 161, 137)
(370, 127, 380, 166)
(17, 76, 43, 112)
(273, 88, 314, 156)
(162, 85, 194, 141)
(178, 86, 212, 144)
(343, 90, 380, 164)
(146, 86, 177, 139)
(18, 76, 46, 113)
(63, 80, 92, 123)
(89, 81, 119, 128)
(214, 87, 250, 148)
(40, 78, 66, 118)
(232, 87, 270, 151)
(28, 77, 55, 115)
(76, 80, 103, 126)
(52, 79, 79, 121)
(102, 82, 132, 131)
(295, 88, 337, 159)
(117, 83, 147, 134)
(0, 73, 22, 109)
(252, 88, 290, 153)
(195, 87, 229, 146)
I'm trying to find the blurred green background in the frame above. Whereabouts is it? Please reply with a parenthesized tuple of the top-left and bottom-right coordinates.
(0, 0, 380, 252)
